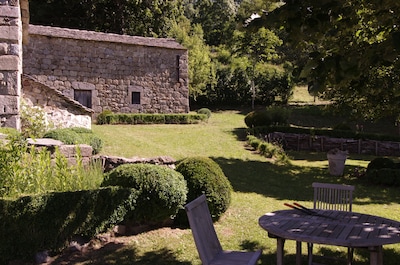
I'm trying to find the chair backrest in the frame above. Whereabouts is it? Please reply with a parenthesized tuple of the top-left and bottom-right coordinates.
(312, 182, 354, 211)
(185, 194, 222, 265)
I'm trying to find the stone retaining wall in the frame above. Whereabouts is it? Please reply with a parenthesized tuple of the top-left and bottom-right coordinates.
(23, 25, 189, 117)
(267, 132, 400, 156)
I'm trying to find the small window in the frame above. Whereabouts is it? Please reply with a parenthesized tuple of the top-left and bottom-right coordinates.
(176, 55, 180, 82)
(74, 90, 92, 108)
(132, 92, 141, 104)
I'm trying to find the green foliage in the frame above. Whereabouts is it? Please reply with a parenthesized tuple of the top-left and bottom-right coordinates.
(0, 136, 104, 198)
(246, 135, 290, 164)
(244, 106, 291, 128)
(333, 123, 353, 131)
(196, 108, 212, 118)
(29, 0, 184, 38)
(169, 18, 215, 100)
(43, 127, 103, 154)
(0, 187, 139, 264)
(20, 101, 53, 138)
(175, 157, 232, 223)
(101, 164, 187, 224)
(251, 0, 400, 122)
(96, 113, 207, 125)
(248, 125, 400, 143)
(96, 109, 113, 125)
(366, 158, 396, 174)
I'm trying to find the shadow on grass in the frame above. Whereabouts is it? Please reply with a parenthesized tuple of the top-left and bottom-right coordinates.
(212, 156, 400, 205)
(49, 243, 191, 265)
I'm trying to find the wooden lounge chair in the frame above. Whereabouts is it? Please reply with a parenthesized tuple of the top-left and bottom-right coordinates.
(185, 194, 262, 265)
(308, 182, 355, 265)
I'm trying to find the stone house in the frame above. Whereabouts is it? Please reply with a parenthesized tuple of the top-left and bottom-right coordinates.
(0, 0, 189, 130)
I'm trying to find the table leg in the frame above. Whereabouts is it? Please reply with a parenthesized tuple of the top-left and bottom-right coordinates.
(276, 237, 285, 265)
(296, 241, 302, 265)
(369, 246, 383, 265)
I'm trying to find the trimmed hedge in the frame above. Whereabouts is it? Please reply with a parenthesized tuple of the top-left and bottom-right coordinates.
(175, 157, 232, 223)
(43, 127, 103, 154)
(101, 164, 188, 224)
(96, 113, 208, 125)
(365, 157, 400, 186)
(0, 187, 139, 264)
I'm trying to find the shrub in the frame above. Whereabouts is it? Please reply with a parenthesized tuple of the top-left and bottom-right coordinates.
(175, 157, 232, 223)
(366, 157, 395, 174)
(247, 135, 261, 149)
(197, 108, 212, 118)
(0, 187, 139, 264)
(246, 135, 290, 164)
(20, 100, 53, 138)
(366, 168, 400, 186)
(96, 109, 113, 125)
(244, 110, 272, 128)
(0, 135, 104, 198)
(43, 127, 103, 154)
(244, 106, 291, 128)
(101, 163, 187, 224)
(333, 123, 352, 131)
(96, 113, 207, 125)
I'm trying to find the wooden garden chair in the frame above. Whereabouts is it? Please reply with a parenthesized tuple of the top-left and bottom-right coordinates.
(185, 194, 262, 265)
(308, 182, 355, 265)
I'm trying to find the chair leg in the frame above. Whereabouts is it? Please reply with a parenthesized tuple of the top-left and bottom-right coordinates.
(307, 242, 313, 265)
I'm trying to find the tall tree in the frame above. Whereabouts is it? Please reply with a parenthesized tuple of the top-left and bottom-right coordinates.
(190, 0, 238, 46)
(249, 0, 400, 121)
(29, 0, 184, 37)
(169, 18, 215, 100)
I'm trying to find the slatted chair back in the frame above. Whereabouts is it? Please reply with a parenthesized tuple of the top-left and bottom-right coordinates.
(185, 194, 223, 265)
(313, 182, 354, 212)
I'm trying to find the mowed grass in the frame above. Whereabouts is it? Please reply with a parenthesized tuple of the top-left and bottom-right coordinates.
(89, 110, 400, 265)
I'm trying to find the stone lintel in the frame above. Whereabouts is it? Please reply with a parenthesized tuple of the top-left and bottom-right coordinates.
(0, 6, 20, 18)
(0, 55, 19, 70)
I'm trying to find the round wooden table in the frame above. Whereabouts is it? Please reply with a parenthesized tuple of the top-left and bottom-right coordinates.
(259, 209, 400, 265)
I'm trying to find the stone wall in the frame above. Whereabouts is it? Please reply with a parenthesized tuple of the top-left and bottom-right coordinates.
(0, 0, 23, 129)
(23, 25, 190, 118)
(22, 75, 92, 129)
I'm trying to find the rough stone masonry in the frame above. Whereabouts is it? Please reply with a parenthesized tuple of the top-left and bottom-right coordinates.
(0, 0, 28, 129)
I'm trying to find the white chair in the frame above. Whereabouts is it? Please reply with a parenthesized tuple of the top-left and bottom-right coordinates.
(308, 182, 355, 265)
(185, 194, 262, 265)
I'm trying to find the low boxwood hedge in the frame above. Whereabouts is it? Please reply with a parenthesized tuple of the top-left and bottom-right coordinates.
(0, 187, 139, 264)
(96, 112, 207, 125)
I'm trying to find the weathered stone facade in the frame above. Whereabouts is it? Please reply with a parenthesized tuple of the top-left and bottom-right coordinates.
(22, 74, 93, 129)
(23, 25, 189, 118)
(0, 0, 27, 129)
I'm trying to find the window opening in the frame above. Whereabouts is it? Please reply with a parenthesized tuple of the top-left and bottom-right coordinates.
(132, 91, 141, 104)
(74, 90, 92, 108)
(176, 55, 180, 82)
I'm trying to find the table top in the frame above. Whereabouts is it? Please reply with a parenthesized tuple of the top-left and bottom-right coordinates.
(259, 209, 400, 248)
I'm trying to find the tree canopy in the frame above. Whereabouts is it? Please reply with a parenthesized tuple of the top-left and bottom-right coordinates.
(249, 0, 400, 121)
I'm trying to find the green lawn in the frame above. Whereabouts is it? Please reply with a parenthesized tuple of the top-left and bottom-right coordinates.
(88, 110, 400, 265)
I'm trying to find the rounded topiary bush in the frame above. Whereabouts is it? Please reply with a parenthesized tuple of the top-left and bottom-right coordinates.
(197, 108, 212, 118)
(244, 110, 272, 128)
(366, 157, 395, 174)
(175, 157, 232, 223)
(101, 163, 187, 224)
